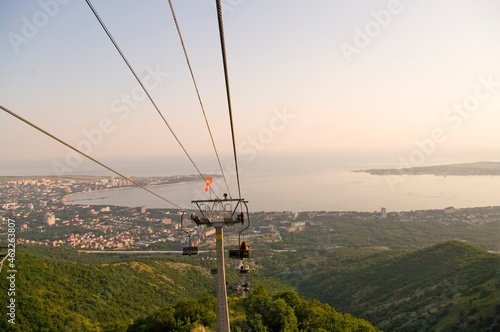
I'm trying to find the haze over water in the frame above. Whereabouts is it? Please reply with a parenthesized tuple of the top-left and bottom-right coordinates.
(65, 153, 500, 212)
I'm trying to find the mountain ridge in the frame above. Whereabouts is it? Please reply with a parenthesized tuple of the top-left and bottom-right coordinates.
(296, 240, 500, 331)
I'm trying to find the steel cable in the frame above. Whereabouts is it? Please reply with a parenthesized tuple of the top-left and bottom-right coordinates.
(167, 0, 232, 198)
(84, 0, 218, 198)
(0, 104, 183, 209)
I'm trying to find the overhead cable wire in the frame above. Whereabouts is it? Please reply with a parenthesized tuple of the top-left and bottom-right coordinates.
(0, 104, 183, 210)
(215, 0, 243, 203)
(167, 0, 232, 198)
(84, 0, 218, 198)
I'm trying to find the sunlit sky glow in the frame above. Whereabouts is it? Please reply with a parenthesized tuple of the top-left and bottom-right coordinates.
(1, 0, 499, 176)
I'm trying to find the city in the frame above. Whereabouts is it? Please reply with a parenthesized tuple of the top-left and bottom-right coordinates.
(1, 176, 499, 253)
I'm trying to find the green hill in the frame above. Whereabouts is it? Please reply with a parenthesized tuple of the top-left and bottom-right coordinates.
(128, 286, 380, 332)
(0, 247, 213, 331)
(0, 246, 288, 331)
(1, 242, 498, 331)
(0, 246, 377, 331)
(296, 241, 500, 331)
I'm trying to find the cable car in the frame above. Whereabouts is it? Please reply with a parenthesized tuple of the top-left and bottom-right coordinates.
(229, 240, 250, 259)
(182, 246, 198, 256)
(239, 265, 250, 274)
(179, 211, 198, 256)
(228, 210, 251, 260)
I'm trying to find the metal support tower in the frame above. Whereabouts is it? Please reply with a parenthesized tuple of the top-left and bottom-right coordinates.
(214, 224, 230, 331)
(190, 196, 249, 332)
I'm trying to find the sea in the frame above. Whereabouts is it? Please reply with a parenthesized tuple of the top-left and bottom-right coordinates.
(62, 153, 500, 213)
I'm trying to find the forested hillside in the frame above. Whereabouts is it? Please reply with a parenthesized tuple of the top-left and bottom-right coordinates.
(128, 287, 380, 332)
(296, 241, 500, 331)
(0, 246, 289, 331)
(0, 242, 498, 331)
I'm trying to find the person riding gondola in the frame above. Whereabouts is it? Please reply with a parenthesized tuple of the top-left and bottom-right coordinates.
(239, 265, 250, 274)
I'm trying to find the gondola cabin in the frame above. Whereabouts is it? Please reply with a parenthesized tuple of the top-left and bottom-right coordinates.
(239, 265, 250, 274)
(229, 241, 250, 259)
(229, 249, 249, 259)
(182, 246, 198, 256)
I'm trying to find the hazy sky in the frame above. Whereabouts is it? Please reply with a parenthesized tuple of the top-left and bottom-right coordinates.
(1, 0, 499, 176)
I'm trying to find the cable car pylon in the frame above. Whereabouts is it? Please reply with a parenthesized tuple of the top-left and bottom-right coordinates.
(190, 194, 249, 332)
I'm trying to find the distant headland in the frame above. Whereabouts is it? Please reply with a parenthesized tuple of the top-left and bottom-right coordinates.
(354, 161, 500, 176)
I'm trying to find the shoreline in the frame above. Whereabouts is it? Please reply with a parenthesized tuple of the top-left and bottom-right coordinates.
(62, 179, 204, 205)
(354, 161, 500, 176)
(55, 171, 500, 213)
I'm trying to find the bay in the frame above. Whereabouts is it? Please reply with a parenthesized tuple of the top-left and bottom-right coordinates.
(65, 162, 500, 212)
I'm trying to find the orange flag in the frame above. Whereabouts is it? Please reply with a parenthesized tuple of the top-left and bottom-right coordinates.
(205, 177, 212, 192)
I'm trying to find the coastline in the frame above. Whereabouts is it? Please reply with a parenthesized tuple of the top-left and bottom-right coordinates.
(354, 161, 500, 176)
(55, 169, 500, 212)
(62, 179, 204, 205)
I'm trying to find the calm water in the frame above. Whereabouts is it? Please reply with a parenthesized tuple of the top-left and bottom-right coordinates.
(65, 161, 500, 212)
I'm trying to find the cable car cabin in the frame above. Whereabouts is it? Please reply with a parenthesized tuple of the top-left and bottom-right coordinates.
(239, 265, 250, 274)
(229, 241, 250, 259)
(229, 249, 250, 259)
(182, 246, 198, 256)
